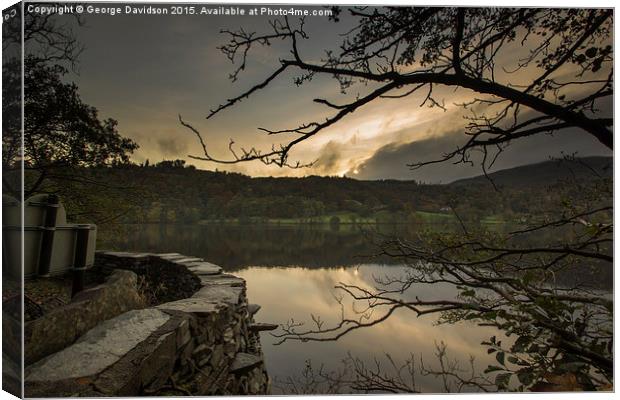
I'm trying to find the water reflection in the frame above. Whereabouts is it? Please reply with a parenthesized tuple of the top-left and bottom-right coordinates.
(99, 223, 612, 289)
(237, 264, 503, 393)
(98, 223, 505, 393)
(98, 223, 462, 270)
(98, 223, 611, 393)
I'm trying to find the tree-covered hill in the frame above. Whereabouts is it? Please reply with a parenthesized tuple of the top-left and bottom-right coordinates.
(451, 156, 612, 188)
(50, 156, 611, 225)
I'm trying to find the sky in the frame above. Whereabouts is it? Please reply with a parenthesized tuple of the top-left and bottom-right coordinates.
(41, 6, 612, 183)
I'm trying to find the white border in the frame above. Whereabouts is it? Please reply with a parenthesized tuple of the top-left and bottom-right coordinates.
(0, 1, 616, 400)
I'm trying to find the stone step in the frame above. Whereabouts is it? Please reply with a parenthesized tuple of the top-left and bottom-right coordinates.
(186, 262, 223, 275)
(25, 309, 177, 397)
(156, 297, 226, 316)
(158, 253, 188, 261)
(154, 252, 182, 258)
(249, 322, 278, 332)
(172, 257, 204, 264)
(193, 285, 243, 305)
(247, 304, 261, 317)
(230, 352, 263, 374)
(200, 274, 245, 288)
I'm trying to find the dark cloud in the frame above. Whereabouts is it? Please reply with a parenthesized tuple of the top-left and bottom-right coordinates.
(155, 135, 188, 158)
(313, 141, 342, 174)
(58, 9, 351, 171)
(50, 10, 611, 180)
(349, 127, 612, 183)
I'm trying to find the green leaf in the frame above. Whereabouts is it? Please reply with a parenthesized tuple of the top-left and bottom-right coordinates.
(496, 352, 506, 366)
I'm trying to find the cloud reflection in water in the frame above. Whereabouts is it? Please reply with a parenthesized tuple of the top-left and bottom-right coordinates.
(237, 264, 506, 394)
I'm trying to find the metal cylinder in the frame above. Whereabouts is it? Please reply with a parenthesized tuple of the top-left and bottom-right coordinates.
(71, 225, 91, 297)
(37, 194, 59, 276)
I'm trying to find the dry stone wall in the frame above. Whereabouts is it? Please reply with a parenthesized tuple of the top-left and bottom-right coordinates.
(24, 252, 271, 397)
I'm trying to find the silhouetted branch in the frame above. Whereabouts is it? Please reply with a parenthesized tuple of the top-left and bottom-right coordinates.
(190, 7, 612, 171)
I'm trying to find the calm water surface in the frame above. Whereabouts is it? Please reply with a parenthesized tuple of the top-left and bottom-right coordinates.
(99, 223, 506, 393)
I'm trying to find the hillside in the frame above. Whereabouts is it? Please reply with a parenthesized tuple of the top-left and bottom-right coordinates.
(47, 157, 612, 225)
(451, 156, 612, 188)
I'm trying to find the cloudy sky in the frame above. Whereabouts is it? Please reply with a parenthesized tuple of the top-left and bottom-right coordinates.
(47, 6, 611, 182)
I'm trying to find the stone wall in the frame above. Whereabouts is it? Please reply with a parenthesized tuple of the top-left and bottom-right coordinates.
(25, 269, 145, 365)
(24, 252, 271, 397)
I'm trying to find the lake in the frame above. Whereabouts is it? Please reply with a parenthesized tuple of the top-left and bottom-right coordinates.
(97, 223, 509, 393)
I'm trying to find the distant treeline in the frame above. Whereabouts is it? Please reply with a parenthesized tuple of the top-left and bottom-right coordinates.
(46, 157, 611, 225)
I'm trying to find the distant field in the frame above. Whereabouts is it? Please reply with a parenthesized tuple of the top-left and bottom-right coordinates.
(414, 211, 454, 223)
(199, 210, 508, 225)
